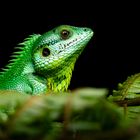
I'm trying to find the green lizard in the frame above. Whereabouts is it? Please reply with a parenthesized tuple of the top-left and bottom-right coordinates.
(0, 25, 93, 95)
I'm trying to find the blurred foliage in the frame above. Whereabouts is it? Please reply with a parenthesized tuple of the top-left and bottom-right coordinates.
(0, 87, 140, 140)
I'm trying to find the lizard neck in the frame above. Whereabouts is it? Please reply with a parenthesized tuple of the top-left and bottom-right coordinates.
(46, 62, 75, 92)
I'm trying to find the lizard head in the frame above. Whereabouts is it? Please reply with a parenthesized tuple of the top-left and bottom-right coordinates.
(33, 25, 94, 91)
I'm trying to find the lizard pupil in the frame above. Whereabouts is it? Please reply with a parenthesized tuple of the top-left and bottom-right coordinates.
(61, 30, 70, 39)
(42, 48, 50, 57)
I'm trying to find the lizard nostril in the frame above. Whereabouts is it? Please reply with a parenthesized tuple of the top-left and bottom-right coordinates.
(83, 28, 88, 31)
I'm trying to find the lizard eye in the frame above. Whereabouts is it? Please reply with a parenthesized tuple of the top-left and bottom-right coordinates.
(60, 30, 70, 40)
(42, 48, 50, 57)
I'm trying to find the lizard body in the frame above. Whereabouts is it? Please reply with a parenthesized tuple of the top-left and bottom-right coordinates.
(0, 25, 93, 95)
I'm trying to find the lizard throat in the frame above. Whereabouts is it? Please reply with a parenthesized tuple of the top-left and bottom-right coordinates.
(46, 62, 74, 92)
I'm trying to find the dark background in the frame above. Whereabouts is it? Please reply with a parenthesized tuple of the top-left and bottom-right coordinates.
(0, 2, 140, 93)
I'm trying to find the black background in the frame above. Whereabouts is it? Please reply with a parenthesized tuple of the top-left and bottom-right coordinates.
(0, 2, 140, 93)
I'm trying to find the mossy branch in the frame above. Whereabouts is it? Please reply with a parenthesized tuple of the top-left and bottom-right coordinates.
(1, 82, 140, 140)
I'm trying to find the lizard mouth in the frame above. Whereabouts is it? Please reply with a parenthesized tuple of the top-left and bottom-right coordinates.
(58, 30, 94, 54)
(64, 32, 93, 51)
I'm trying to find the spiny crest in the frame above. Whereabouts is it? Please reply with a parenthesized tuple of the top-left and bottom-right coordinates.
(0, 34, 40, 75)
